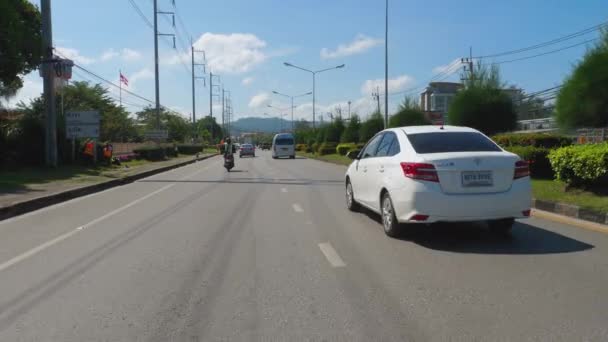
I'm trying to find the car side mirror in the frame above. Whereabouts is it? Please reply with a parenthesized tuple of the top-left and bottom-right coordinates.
(347, 150, 361, 160)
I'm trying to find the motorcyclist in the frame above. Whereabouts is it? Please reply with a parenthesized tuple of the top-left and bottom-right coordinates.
(223, 137, 235, 171)
(223, 137, 234, 157)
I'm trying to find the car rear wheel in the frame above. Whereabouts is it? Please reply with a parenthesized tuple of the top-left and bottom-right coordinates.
(345, 181, 359, 212)
(488, 218, 514, 235)
(381, 192, 400, 238)
(290, 155, 295, 159)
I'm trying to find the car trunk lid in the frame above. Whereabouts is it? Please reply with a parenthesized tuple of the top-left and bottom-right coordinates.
(421, 152, 518, 194)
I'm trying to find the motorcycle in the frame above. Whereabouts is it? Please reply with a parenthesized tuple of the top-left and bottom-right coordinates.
(224, 154, 234, 172)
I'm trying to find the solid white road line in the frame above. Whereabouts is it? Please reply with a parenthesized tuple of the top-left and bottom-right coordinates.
(0, 164, 212, 273)
(292, 203, 304, 213)
(318, 242, 346, 268)
(281, 188, 288, 193)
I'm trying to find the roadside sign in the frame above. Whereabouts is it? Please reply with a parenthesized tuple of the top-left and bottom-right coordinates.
(65, 111, 100, 138)
(66, 125, 100, 139)
(66, 111, 100, 125)
(144, 129, 169, 140)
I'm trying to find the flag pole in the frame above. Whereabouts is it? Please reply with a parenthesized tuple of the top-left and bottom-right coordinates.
(119, 70, 122, 107)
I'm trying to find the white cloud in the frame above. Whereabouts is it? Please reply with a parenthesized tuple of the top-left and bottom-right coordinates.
(5, 76, 43, 107)
(100, 48, 142, 62)
(100, 49, 119, 61)
(56, 47, 95, 65)
(120, 68, 153, 91)
(320, 34, 383, 59)
(121, 48, 142, 62)
(248, 92, 271, 109)
(241, 77, 254, 86)
(360, 74, 415, 95)
(432, 58, 462, 75)
(167, 33, 268, 74)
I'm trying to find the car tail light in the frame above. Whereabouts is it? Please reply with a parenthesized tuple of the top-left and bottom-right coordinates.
(409, 214, 429, 221)
(522, 209, 531, 217)
(514, 160, 530, 179)
(400, 163, 439, 182)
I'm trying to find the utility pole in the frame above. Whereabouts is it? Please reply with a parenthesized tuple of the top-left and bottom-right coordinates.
(191, 41, 205, 125)
(41, 0, 57, 167)
(348, 100, 351, 120)
(222, 88, 225, 135)
(153, 0, 160, 129)
(373, 87, 381, 115)
(384, 0, 389, 128)
(153, 2, 175, 130)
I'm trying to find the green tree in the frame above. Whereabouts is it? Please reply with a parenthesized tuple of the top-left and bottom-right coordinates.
(389, 96, 429, 127)
(555, 30, 608, 128)
(359, 111, 384, 142)
(448, 63, 516, 135)
(136, 106, 193, 142)
(324, 117, 345, 142)
(0, 0, 42, 102)
(341, 114, 361, 143)
(195, 116, 222, 143)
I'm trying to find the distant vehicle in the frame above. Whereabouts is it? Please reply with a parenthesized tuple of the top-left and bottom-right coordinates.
(260, 143, 271, 150)
(272, 133, 295, 159)
(239, 143, 255, 158)
(345, 126, 531, 237)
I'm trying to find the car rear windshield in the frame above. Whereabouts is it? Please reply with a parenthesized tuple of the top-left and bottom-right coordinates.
(275, 138, 294, 145)
(407, 132, 502, 154)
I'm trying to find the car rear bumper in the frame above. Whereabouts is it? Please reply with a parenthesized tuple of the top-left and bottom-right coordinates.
(390, 179, 531, 223)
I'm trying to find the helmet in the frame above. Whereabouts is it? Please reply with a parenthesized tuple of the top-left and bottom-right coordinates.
(226, 137, 232, 143)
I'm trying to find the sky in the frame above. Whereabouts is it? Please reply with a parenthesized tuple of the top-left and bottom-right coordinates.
(10, 0, 608, 123)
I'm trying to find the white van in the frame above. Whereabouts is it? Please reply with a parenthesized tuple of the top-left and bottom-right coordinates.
(272, 133, 295, 159)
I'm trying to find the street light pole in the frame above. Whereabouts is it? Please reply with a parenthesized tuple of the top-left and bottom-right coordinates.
(272, 90, 312, 133)
(384, 0, 389, 128)
(283, 62, 345, 130)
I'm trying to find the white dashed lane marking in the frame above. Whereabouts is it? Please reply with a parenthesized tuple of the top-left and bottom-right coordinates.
(292, 203, 304, 213)
(318, 242, 346, 268)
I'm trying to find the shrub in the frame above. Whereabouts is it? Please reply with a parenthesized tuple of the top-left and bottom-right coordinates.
(548, 143, 608, 187)
(163, 144, 178, 157)
(507, 146, 552, 178)
(295, 144, 308, 152)
(493, 133, 572, 149)
(318, 142, 338, 155)
(336, 143, 356, 156)
(133, 145, 165, 161)
(177, 144, 203, 155)
(311, 142, 320, 154)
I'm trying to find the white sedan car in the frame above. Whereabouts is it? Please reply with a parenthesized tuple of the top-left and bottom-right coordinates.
(345, 126, 531, 237)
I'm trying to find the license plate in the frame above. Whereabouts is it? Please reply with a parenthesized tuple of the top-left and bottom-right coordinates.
(281, 148, 288, 151)
(462, 171, 493, 187)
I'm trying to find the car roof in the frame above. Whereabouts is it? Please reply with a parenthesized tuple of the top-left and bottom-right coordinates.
(391, 125, 481, 135)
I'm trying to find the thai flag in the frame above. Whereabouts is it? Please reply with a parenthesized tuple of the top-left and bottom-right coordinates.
(120, 73, 129, 86)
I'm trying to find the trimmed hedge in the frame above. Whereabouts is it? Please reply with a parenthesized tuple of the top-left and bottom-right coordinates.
(163, 145, 178, 157)
(507, 146, 552, 178)
(177, 144, 203, 155)
(493, 133, 572, 149)
(318, 142, 338, 155)
(133, 146, 166, 161)
(548, 143, 608, 187)
(336, 143, 357, 156)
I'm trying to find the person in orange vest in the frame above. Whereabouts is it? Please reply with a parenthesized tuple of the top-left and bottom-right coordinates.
(103, 142, 113, 165)
(83, 139, 95, 164)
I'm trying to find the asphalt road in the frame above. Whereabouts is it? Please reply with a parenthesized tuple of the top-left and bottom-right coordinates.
(1, 151, 607, 341)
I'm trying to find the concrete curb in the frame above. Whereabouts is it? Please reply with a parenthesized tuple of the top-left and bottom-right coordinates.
(532, 198, 607, 225)
(0, 154, 218, 221)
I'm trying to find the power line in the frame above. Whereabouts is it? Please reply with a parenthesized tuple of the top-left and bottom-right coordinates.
(492, 38, 599, 65)
(474, 21, 607, 59)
